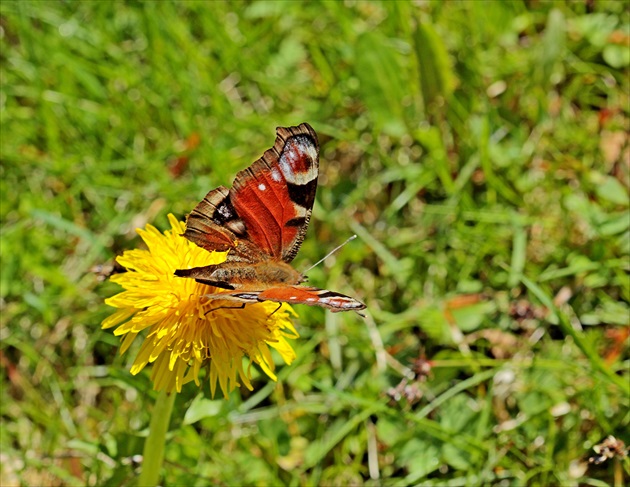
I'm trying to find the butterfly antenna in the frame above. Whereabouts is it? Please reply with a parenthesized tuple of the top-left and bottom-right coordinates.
(302, 235, 357, 275)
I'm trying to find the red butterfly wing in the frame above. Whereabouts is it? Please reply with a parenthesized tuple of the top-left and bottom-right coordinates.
(230, 123, 318, 262)
(182, 123, 318, 263)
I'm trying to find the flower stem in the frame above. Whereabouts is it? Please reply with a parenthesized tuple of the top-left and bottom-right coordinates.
(137, 390, 176, 486)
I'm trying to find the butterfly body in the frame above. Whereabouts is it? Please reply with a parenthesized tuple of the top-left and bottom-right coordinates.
(175, 123, 366, 314)
(177, 259, 304, 291)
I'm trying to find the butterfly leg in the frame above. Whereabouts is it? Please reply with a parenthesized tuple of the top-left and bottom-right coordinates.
(204, 303, 247, 315)
(269, 302, 283, 317)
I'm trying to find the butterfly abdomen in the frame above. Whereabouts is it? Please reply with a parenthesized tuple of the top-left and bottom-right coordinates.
(176, 260, 303, 291)
(229, 260, 304, 290)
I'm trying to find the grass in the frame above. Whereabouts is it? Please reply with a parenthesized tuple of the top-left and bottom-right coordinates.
(1, 1, 629, 486)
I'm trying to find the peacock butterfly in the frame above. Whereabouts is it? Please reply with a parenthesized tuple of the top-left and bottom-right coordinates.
(174, 123, 366, 314)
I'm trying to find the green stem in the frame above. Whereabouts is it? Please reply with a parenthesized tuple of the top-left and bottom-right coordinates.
(137, 390, 176, 486)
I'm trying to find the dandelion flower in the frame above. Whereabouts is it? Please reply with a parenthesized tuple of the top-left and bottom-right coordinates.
(102, 214, 298, 397)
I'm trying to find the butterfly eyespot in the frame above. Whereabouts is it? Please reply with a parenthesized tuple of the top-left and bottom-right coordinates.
(218, 204, 233, 219)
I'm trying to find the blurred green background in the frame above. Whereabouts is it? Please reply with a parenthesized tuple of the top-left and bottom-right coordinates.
(1, 1, 629, 485)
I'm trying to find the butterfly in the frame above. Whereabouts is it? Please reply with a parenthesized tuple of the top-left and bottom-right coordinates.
(174, 123, 366, 314)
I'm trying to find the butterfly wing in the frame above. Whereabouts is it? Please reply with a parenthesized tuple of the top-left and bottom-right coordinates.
(230, 123, 319, 262)
(181, 123, 319, 264)
(183, 186, 239, 253)
(205, 286, 366, 314)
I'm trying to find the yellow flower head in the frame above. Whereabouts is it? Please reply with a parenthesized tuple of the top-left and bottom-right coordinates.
(102, 214, 298, 397)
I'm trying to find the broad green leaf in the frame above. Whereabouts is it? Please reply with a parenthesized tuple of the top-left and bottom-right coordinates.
(413, 21, 455, 111)
(595, 175, 629, 206)
(538, 9, 566, 85)
(418, 305, 452, 344)
(603, 43, 630, 68)
(451, 301, 497, 333)
(399, 438, 441, 480)
(183, 395, 223, 425)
